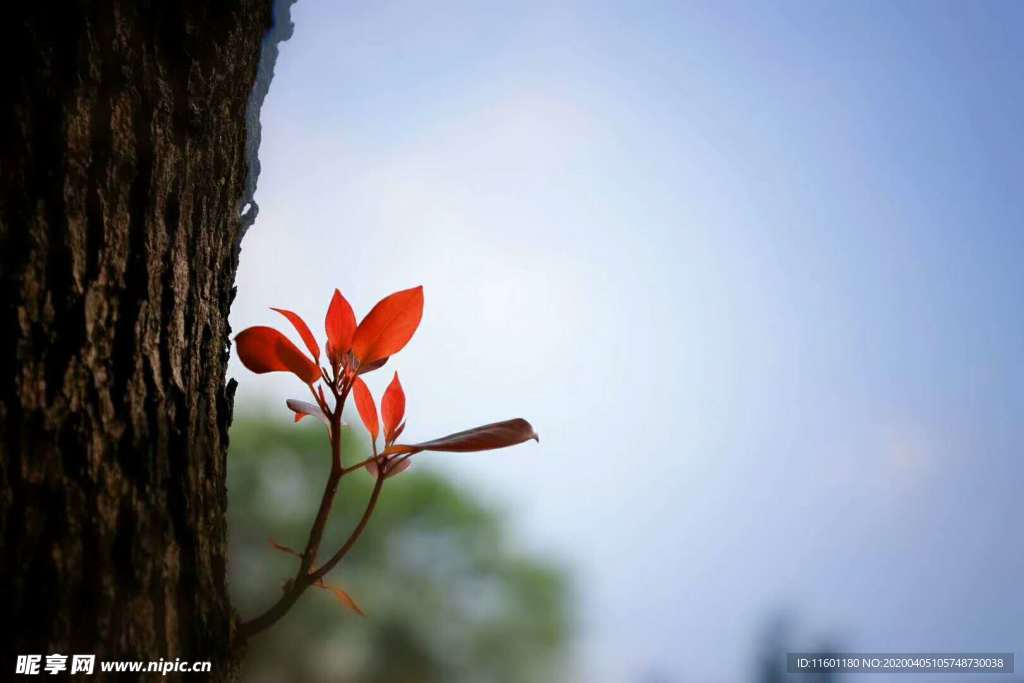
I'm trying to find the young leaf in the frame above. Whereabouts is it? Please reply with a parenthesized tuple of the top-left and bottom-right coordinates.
(392, 421, 406, 442)
(352, 377, 379, 442)
(271, 308, 320, 362)
(386, 458, 412, 477)
(286, 399, 329, 426)
(236, 326, 320, 384)
(314, 580, 366, 617)
(351, 286, 424, 366)
(325, 289, 357, 366)
(381, 418, 538, 456)
(366, 457, 411, 479)
(381, 372, 405, 444)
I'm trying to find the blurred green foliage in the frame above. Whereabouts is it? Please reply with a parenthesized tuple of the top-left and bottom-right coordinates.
(228, 415, 571, 683)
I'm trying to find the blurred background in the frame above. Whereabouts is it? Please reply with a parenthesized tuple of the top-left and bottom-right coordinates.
(228, 1, 1024, 681)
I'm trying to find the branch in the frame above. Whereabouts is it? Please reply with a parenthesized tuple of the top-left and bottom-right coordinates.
(310, 472, 384, 582)
(238, 471, 385, 640)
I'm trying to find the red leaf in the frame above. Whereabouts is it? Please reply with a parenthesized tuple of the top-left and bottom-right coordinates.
(392, 421, 406, 442)
(271, 308, 320, 362)
(381, 418, 538, 457)
(314, 579, 366, 617)
(381, 372, 405, 444)
(236, 326, 320, 384)
(351, 286, 424, 366)
(286, 399, 329, 426)
(352, 377, 379, 443)
(325, 289, 357, 367)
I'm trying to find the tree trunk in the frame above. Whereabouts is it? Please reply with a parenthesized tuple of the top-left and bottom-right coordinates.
(1, 2, 272, 679)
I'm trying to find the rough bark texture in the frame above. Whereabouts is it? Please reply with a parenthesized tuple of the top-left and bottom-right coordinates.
(0, 3, 271, 679)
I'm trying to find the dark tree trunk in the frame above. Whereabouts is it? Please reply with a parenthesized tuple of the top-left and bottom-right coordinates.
(1, 2, 272, 679)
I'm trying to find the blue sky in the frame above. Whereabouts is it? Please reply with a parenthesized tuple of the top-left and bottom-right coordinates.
(231, 1, 1024, 680)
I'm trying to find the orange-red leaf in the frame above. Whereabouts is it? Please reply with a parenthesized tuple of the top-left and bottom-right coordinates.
(314, 579, 365, 617)
(325, 289, 357, 366)
(351, 286, 424, 366)
(236, 326, 320, 384)
(286, 399, 329, 426)
(352, 377, 379, 442)
(381, 418, 538, 457)
(381, 372, 405, 444)
(271, 308, 320, 362)
(392, 421, 406, 442)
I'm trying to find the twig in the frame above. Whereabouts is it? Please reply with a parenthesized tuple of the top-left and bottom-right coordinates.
(310, 472, 384, 582)
(238, 472, 384, 639)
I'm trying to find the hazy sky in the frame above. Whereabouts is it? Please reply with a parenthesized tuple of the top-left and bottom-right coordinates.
(231, 2, 1024, 680)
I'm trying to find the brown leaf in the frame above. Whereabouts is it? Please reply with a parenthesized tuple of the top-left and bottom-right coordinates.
(356, 356, 389, 375)
(381, 418, 538, 457)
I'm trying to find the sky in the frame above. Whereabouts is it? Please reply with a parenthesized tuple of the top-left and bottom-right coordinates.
(230, 1, 1024, 680)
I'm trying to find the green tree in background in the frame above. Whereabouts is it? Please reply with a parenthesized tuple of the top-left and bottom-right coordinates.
(229, 417, 571, 683)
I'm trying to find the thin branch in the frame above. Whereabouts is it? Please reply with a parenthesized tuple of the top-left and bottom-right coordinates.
(238, 472, 386, 640)
(343, 455, 376, 475)
(297, 383, 348, 575)
(310, 472, 385, 582)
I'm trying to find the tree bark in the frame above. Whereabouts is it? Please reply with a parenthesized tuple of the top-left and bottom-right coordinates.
(1, 2, 272, 679)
